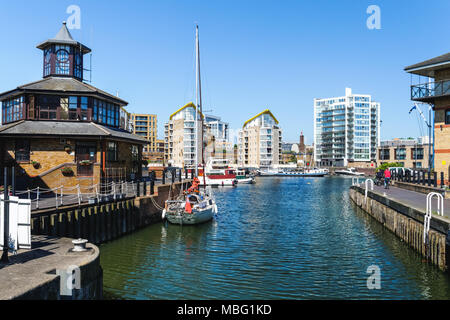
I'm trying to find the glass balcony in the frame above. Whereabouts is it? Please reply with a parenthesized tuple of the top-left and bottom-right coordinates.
(411, 79, 450, 101)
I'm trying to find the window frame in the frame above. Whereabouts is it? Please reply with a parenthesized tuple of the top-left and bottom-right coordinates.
(15, 139, 30, 163)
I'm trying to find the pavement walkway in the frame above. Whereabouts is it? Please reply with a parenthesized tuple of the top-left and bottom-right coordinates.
(364, 183, 450, 217)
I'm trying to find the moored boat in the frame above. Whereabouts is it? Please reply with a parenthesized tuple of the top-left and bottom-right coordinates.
(334, 167, 365, 176)
(198, 158, 237, 186)
(235, 169, 255, 184)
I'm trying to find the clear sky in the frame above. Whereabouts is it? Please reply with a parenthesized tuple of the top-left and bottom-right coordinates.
(1, 0, 449, 144)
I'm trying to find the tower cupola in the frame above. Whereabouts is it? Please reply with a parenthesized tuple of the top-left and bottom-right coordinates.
(36, 22, 91, 81)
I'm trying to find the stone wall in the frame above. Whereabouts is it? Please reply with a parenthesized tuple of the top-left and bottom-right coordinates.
(349, 186, 449, 271)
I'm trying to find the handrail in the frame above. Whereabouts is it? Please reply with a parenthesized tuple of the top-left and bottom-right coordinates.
(411, 79, 450, 100)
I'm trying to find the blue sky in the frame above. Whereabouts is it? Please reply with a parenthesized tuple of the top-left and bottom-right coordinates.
(1, 0, 449, 144)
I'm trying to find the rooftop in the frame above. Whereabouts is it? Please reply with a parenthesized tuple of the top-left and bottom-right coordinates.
(36, 22, 91, 54)
(0, 76, 128, 105)
(0, 120, 147, 144)
(404, 52, 450, 77)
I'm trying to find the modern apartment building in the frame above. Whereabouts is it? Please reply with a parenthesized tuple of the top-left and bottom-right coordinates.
(405, 52, 450, 185)
(164, 102, 203, 168)
(205, 114, 229, 143)
(377, 138, 430, 169)
(314, 88, 380, 167)
(131, 113, 157, 157)
(238, 109, 282, 168)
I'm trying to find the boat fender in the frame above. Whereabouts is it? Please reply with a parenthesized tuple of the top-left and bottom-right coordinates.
(213, 204, 218, 214)
(162, 209, 166, 219)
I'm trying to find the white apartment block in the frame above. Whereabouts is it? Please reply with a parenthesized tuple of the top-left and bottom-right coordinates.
(314, 88, 380, 167)
(164, 102, 203, 168)
(205, 114, 229, 143)
(238, 109, 282, 168)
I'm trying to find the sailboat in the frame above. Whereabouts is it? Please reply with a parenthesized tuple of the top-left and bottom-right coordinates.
(162, 25, 218, 225)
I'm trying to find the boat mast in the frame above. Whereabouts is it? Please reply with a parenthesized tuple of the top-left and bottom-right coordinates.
(194, 26, 199, 177)
(196, 24, 207, 187)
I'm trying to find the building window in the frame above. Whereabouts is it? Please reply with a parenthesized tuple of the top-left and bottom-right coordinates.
(44, 47, 52, 77)
(38, 95, 58, 120)
(379, 149, 390, 160)
(411, 148, 424, 160)
(55, 45, 71, 75)
(15, 140, 30, 162)
(395, 148, 406, 160)
(413, 162, 422, 168)
(446, 109, 450, 125)
(74, 51, 82, 79)
(69, 96, 78, 120)
(80, 97, 88, 120)
(2, 96, 25, 124)
(107, 142, 118, 162)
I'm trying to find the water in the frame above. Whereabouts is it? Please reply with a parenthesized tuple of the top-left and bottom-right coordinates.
(100, 177, 450, 299)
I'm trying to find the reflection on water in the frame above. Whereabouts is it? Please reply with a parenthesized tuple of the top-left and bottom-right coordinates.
(100, 177, 450, 300)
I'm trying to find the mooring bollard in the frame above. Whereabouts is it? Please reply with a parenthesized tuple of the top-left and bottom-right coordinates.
(185, 168, 188, 179)
(150, 179, 154, 195)
(179, 169, 182, 182)
(434, 172, 437, 188)
(162, 170, 166, 184)
(171, 170, 175, 184)
(441, 172, 445, 188)
(143, 180, 147, 196)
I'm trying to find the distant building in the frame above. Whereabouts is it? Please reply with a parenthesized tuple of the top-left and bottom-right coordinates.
(164, 102, 212, 168)
(299, 132, 306, 154)
(205, 114, 229, 143)
(238, 109, 282, 168)
(314, 88, 380, 167)
(405, 52, 450, 185)
(377, 138, 430, 169)
(130, 113, 157, 157)
(146, 138, 165, 164)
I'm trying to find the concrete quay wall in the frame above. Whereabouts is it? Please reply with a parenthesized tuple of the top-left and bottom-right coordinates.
(30, 181, 191, 245)
(349, 186, 450, 271)
(0, 236, 102, 300)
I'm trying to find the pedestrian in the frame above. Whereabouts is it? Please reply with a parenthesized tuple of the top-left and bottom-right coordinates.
(384, 168, 391, 189)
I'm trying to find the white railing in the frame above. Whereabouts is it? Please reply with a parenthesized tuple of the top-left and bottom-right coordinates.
(364, 179, 374, 203)
(13, 180, 140, 210)
(424, 192, 445, 244)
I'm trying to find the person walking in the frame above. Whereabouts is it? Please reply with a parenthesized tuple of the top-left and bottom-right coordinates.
(384, 168, 391, 189)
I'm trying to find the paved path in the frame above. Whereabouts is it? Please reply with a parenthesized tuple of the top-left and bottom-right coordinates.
(363, 183, 450, 217)
(16, 179, 169, 212)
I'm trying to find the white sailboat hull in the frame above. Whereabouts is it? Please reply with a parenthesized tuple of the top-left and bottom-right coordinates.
(164, 205, 216, 225)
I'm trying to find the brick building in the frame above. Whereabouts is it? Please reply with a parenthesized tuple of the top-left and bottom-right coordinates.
(0, 22, 146, 190)
(405, 53, 450, 185)
(377, 138, 431, 169)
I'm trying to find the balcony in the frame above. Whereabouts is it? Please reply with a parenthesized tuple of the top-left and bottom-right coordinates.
(411, 79, 450, 102)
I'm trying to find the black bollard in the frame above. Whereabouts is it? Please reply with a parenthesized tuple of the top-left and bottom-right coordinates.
(150, 179, 155, 195)
(171, 169, 175, 184)
(1, 167, 9, 263)
(179, 169, 182, 182)
(162, 170, 166, 184)
(137, 180, 140, 197)
(441, 172, 445, 188)
(427, 171, 431, 186)
(191, 170, 194, 179)
(11, 166, 15, 196)
(185, 168, 188, 179)
(434, 172, 437, 188)
(143, 180, 147, 196)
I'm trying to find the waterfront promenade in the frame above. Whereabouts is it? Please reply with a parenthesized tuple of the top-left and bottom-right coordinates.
(361, 184, 450, 217)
